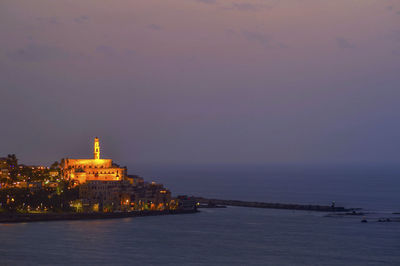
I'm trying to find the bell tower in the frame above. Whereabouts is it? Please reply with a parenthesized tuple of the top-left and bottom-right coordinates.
(94, 137, 100, 159)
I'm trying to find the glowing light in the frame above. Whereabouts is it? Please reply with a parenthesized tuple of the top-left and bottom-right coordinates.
(63, 138, 126, 183)
(94, 137, 100, 160)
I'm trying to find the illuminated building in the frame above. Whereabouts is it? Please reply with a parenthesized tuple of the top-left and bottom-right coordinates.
(0, 157, 8, 168)
(62, 137, 126, 184)
(1, 168, 10, 179)
(78, 179, 172, 212)
(0, 157, 11, 179)
(79, 180, 134, 212)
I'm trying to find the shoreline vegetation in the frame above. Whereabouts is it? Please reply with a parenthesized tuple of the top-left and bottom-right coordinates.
(0, 209, 198, 223)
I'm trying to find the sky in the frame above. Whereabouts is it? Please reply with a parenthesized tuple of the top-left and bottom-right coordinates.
(0, 0, 399, 166)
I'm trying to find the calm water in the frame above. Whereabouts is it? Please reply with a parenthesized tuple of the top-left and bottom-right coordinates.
(1, 164, 399, 265)
(134, 164, 400, 212)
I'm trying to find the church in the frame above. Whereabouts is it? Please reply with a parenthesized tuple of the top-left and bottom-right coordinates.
(62, 138, 126, 184)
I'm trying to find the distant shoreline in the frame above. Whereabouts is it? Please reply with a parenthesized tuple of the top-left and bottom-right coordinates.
(0, 209, 198, 224)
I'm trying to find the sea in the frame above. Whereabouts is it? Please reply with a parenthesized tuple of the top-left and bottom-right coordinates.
(1, 164, 399, 265)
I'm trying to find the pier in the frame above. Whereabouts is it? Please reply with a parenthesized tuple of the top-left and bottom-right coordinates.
(193, 197, 354, 212)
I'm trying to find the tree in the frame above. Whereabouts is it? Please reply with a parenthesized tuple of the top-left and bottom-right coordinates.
(50, 161, 59, 169)
(6, 154, 18, 168)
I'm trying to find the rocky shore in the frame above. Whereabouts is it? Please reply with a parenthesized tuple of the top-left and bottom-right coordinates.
(0, 209, 198, 223)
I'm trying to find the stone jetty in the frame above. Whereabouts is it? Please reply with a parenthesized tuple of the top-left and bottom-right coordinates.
(193, 197, 353, 212)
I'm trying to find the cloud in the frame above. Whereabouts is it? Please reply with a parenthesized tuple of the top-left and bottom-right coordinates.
(74, 16, 89, 24)
(148, 24, 162, 31)
(232, 3, 259, 11)
(36, 17, 60, 25)
(93, 46, 136, 60)
(225, 29, 236, 35)
(336, 38, 355, 49)
(242, 30, 271, 47)
(195, 0, 217, 4)
(7, 44, 69, 62)
(124, 49, 136, 57)
(386, 30, 400, 42)
(241, 30, 287, 49)
(392, 50, 400, 55)
(223, 1, 279, 12)
(95, 45, 116, 56)
(278, 42, 289, 49)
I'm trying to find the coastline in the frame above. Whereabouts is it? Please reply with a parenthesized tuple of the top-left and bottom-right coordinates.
(0, 209, 198, 224)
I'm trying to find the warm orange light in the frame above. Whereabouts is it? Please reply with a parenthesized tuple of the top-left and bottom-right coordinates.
(63, 138, 126, 183)
(94, 137, 100, 160)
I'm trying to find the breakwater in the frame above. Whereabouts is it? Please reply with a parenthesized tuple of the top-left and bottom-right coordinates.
(0, 209, 198, 223)
(193, 197, 353, 212)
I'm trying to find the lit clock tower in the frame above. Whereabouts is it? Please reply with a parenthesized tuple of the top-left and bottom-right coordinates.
(94, 137, 100, 159)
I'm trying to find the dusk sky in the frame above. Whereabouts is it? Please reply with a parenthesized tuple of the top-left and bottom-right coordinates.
(1, 0, 399, 166)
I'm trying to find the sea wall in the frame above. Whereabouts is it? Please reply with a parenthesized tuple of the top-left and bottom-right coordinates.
(194, 197, 353, 212)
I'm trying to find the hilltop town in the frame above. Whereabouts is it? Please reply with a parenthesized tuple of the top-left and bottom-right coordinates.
(0, 138, 195, 214)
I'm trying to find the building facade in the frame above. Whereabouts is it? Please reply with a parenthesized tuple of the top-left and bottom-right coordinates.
(62, 138, 126, 184)
(78, 179, 172, 212)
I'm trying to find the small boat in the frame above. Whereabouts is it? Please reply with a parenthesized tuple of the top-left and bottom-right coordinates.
(361, 217, 368, 223)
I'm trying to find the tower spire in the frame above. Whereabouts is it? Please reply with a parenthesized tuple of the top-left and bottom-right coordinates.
(94, 137, 100, 159)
